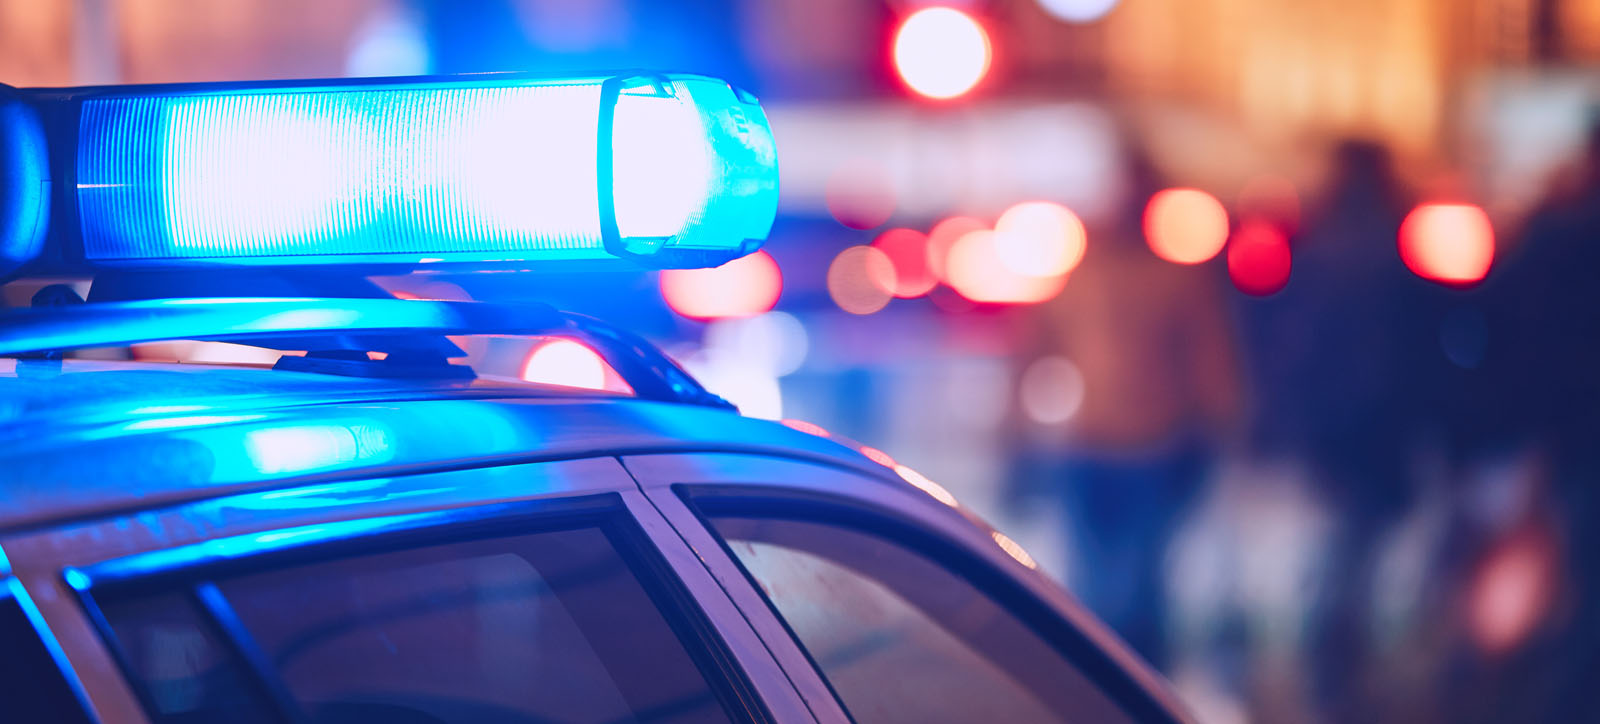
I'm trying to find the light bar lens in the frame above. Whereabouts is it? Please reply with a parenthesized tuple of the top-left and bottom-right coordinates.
(74, 74, 777, 268)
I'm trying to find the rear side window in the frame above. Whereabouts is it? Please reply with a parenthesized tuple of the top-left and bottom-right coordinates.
(0, 579, 94, 724)
(90, 522, 743, 724)
(706, 515, 1136, 724)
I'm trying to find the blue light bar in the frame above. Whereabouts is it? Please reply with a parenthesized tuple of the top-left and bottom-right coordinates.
(71, 73, 777, 269)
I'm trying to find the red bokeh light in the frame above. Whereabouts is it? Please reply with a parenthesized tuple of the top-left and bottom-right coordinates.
(780, 419, 831, 437)
(1227, 221, 1292, 296)
(873, 228, 938, 298)
(1144, 188, 1230, 265)
(521, 339, 609, 391)
(1399, 203, 1495, 286)
(1468, 527, 1557, 656)
(660, 250, 783, 320)
(859, 445, 897, 468)
(927, 215, 988, 282)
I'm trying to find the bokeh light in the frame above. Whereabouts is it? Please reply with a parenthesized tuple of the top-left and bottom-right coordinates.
(825, 162, 897, 230)
(992, 530, 1039, 569)
(993, 201, 1088, 278)
(1037, 0, 1121, 23)
(946, 230, 1070, 304)
(828, 245, 898, 315)
(896, 464, 960, 507)
(1227, 221, 1292, 296)
(660, 250, 782, 320)
(927, 215, 989, 282)
(1468, 529, 1556, 656)
(1399, 202, 1495, 286)
(521, 339, 608, 390)
(1019, 356, 1087, 424)
(893, 7, 991, 100)
(859, 445, 896, 468)
(1144, 188, 1230, 264)
(873, 227, 939, 297)
(780, 419, 830, 437)
(703, 311, 809, 377)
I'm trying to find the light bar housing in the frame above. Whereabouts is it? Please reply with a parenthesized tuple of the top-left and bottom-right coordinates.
(0, 71, 777, 278)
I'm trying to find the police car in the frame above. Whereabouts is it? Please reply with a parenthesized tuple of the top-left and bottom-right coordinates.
(0, 72, 1188, 723)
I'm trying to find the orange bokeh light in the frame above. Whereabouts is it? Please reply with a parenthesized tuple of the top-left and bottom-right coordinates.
(873, 228, 938, 298)
(827, 245, 898, 315)
(927, 215, 989, 282)
(1227, 221, 1292, 296)
(945, 230, 1069, 305)
(660, 250, 783, 320)
(1144, 188, 1230, 265)
(1399, 203, 1494, 286)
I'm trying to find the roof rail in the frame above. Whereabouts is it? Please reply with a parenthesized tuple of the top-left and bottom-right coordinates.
(0, 297, 732, 410)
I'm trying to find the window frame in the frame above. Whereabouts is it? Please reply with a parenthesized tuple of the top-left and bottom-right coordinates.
(676, 483, 1185, 724)
(64, 492, 772, 724)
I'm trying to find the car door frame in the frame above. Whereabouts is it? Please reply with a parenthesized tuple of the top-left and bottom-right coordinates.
(2, 456, 818, 724)
(623, 451, 1194, 724)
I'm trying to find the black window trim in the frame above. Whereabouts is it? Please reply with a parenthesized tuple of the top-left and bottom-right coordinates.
(65, 492, 771, 724)
(1, 576, 100, 723)
(677, 484, 1183, 724)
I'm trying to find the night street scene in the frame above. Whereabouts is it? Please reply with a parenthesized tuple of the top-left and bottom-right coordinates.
(2, 1, 1600, 723)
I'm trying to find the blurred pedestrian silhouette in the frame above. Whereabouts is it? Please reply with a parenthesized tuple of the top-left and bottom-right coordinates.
(1453, 114, 1600, 723)
(1248, 139, 1428, 720)
(1011, 142, 1241, 670)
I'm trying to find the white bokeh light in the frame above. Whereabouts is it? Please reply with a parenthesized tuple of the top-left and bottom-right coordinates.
(1037, 0, 1120, 24)
(893, 7, 991, 100)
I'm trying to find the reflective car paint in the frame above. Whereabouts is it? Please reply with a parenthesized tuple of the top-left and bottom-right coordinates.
(0, 360, 884, 535)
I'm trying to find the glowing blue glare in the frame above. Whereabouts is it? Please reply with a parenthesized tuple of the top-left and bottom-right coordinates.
(613, 90, 712, 240)
(73, 75, 779, 266)
(242, 423, 394, 475)
(164, 86, 602, 255)
(79, 84, 608, 261)
(614, 79, 778, 255)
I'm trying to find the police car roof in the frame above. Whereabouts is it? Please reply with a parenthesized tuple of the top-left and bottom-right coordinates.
(0, 358, 888, 534)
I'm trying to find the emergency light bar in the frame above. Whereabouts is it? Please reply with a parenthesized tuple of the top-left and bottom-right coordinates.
(0, 72, 777, 278)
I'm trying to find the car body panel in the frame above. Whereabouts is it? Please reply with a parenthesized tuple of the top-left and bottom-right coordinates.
(0, 359, 879, 535)
(0, 359, 1190, 723)
(4, 457, 816, 724)
(625, 452, 1194, 724)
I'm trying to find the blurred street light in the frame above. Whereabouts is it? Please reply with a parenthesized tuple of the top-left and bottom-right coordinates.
(1144, 188, 1230, 265)
(660, 250, 783, 320)
(893, 7, 990, 100)
(1399, 202, 1494, 286)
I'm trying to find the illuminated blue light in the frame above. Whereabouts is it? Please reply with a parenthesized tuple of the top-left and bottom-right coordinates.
(73, 74, 779, 268)
(613, 78, 778, 257)
(81, 83, 604, 260)
(242, 423, 394, 475)
(124, 414, 264, 431)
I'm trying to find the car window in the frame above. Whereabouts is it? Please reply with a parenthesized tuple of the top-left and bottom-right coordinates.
(707, 515, 1135, 724)
(0, 580, 94, 724)
(95, 525, 741, 724)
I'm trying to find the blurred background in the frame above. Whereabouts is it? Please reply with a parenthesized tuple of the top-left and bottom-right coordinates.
(6, 0, 1600, 721)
